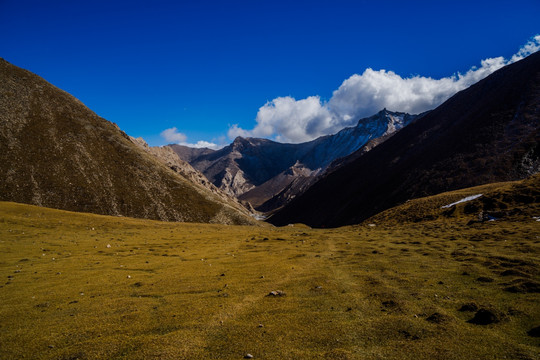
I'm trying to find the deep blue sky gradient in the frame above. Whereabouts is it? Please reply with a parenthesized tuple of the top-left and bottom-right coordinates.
(1, 0, 539, 145)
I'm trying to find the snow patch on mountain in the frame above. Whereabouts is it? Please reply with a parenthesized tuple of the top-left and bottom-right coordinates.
(441, 194, 483, 209)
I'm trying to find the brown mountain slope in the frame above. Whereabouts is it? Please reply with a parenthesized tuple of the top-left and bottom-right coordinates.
(270, 52, 540, 228)
(0, 58, 256, 224)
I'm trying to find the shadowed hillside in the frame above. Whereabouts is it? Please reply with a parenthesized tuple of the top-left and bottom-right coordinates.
(270, 52, 540, 228)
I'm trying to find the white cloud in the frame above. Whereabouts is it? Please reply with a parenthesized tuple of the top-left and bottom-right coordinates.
(160, 127, 223, 150)
(180, 140, 222, 150)
(229, 35, 540, 143)
(161, 127, 187, 143)
(510, 35, 540, 63)
(228, 96, 335, 143)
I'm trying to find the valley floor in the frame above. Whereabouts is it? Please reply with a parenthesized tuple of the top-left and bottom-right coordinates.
(0, 201, 539, 359)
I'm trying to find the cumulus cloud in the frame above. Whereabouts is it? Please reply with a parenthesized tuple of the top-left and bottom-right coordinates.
(160, 127, 222, 150)
(511, 34, 540, 62)
(228, 96, 335, 143)
(229, 35, 540, 143)
(183, 140, 222, 149)
(161, 127, 187, 143)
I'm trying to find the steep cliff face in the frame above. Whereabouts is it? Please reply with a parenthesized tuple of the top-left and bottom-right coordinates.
(0, 58, 257, 225)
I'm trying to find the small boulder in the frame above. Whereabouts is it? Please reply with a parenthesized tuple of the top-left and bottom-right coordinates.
(244, 354, 254, 359)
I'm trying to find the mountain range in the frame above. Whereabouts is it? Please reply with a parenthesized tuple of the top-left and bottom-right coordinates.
(1, 51, 538, 228)
(169, 109, 420, 211)
(269, 51, 540, 227)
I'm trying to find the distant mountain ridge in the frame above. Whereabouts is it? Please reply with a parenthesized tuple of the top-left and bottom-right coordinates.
(170, 109, 419, 210)
(269, 51, 540, 228)
(0, 58, 256, 225)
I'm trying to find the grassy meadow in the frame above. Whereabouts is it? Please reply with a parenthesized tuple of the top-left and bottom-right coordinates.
(0, 180, 539, 359)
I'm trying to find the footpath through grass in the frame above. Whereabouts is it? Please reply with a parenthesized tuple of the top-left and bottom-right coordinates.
(0, 201, 539, 359)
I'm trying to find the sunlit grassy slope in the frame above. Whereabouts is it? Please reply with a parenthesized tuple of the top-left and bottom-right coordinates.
(0, 177, 539, 359)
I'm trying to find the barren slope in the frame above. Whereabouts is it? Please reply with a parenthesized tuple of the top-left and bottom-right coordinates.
(0, 58, 256, 224)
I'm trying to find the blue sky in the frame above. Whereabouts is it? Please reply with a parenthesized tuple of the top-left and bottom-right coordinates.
(1, 0, 539, 147)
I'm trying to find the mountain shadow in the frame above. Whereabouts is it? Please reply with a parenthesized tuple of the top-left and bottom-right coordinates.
(269, 51, 540, 227)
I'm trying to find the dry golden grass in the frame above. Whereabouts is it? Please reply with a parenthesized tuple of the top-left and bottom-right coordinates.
(0, 180, 539, 359)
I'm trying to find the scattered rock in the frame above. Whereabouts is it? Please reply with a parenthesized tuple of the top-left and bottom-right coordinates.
(220, 273, 225, 276)
(458, 303, 478, 312)
(133, 282, 143, 287)
(476, 276, 494, 283)
(48, 345, 54, 349)
(35, 302, 50, 308)
(244, 354, 254, 359)
(461, 271, 470, 276)
(258, 324, 264, 328)
(266, 290, 286, 297)
(527, 326, 540, 337)
(106, 244, 111, 248)
(468, 309, 500, 325)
